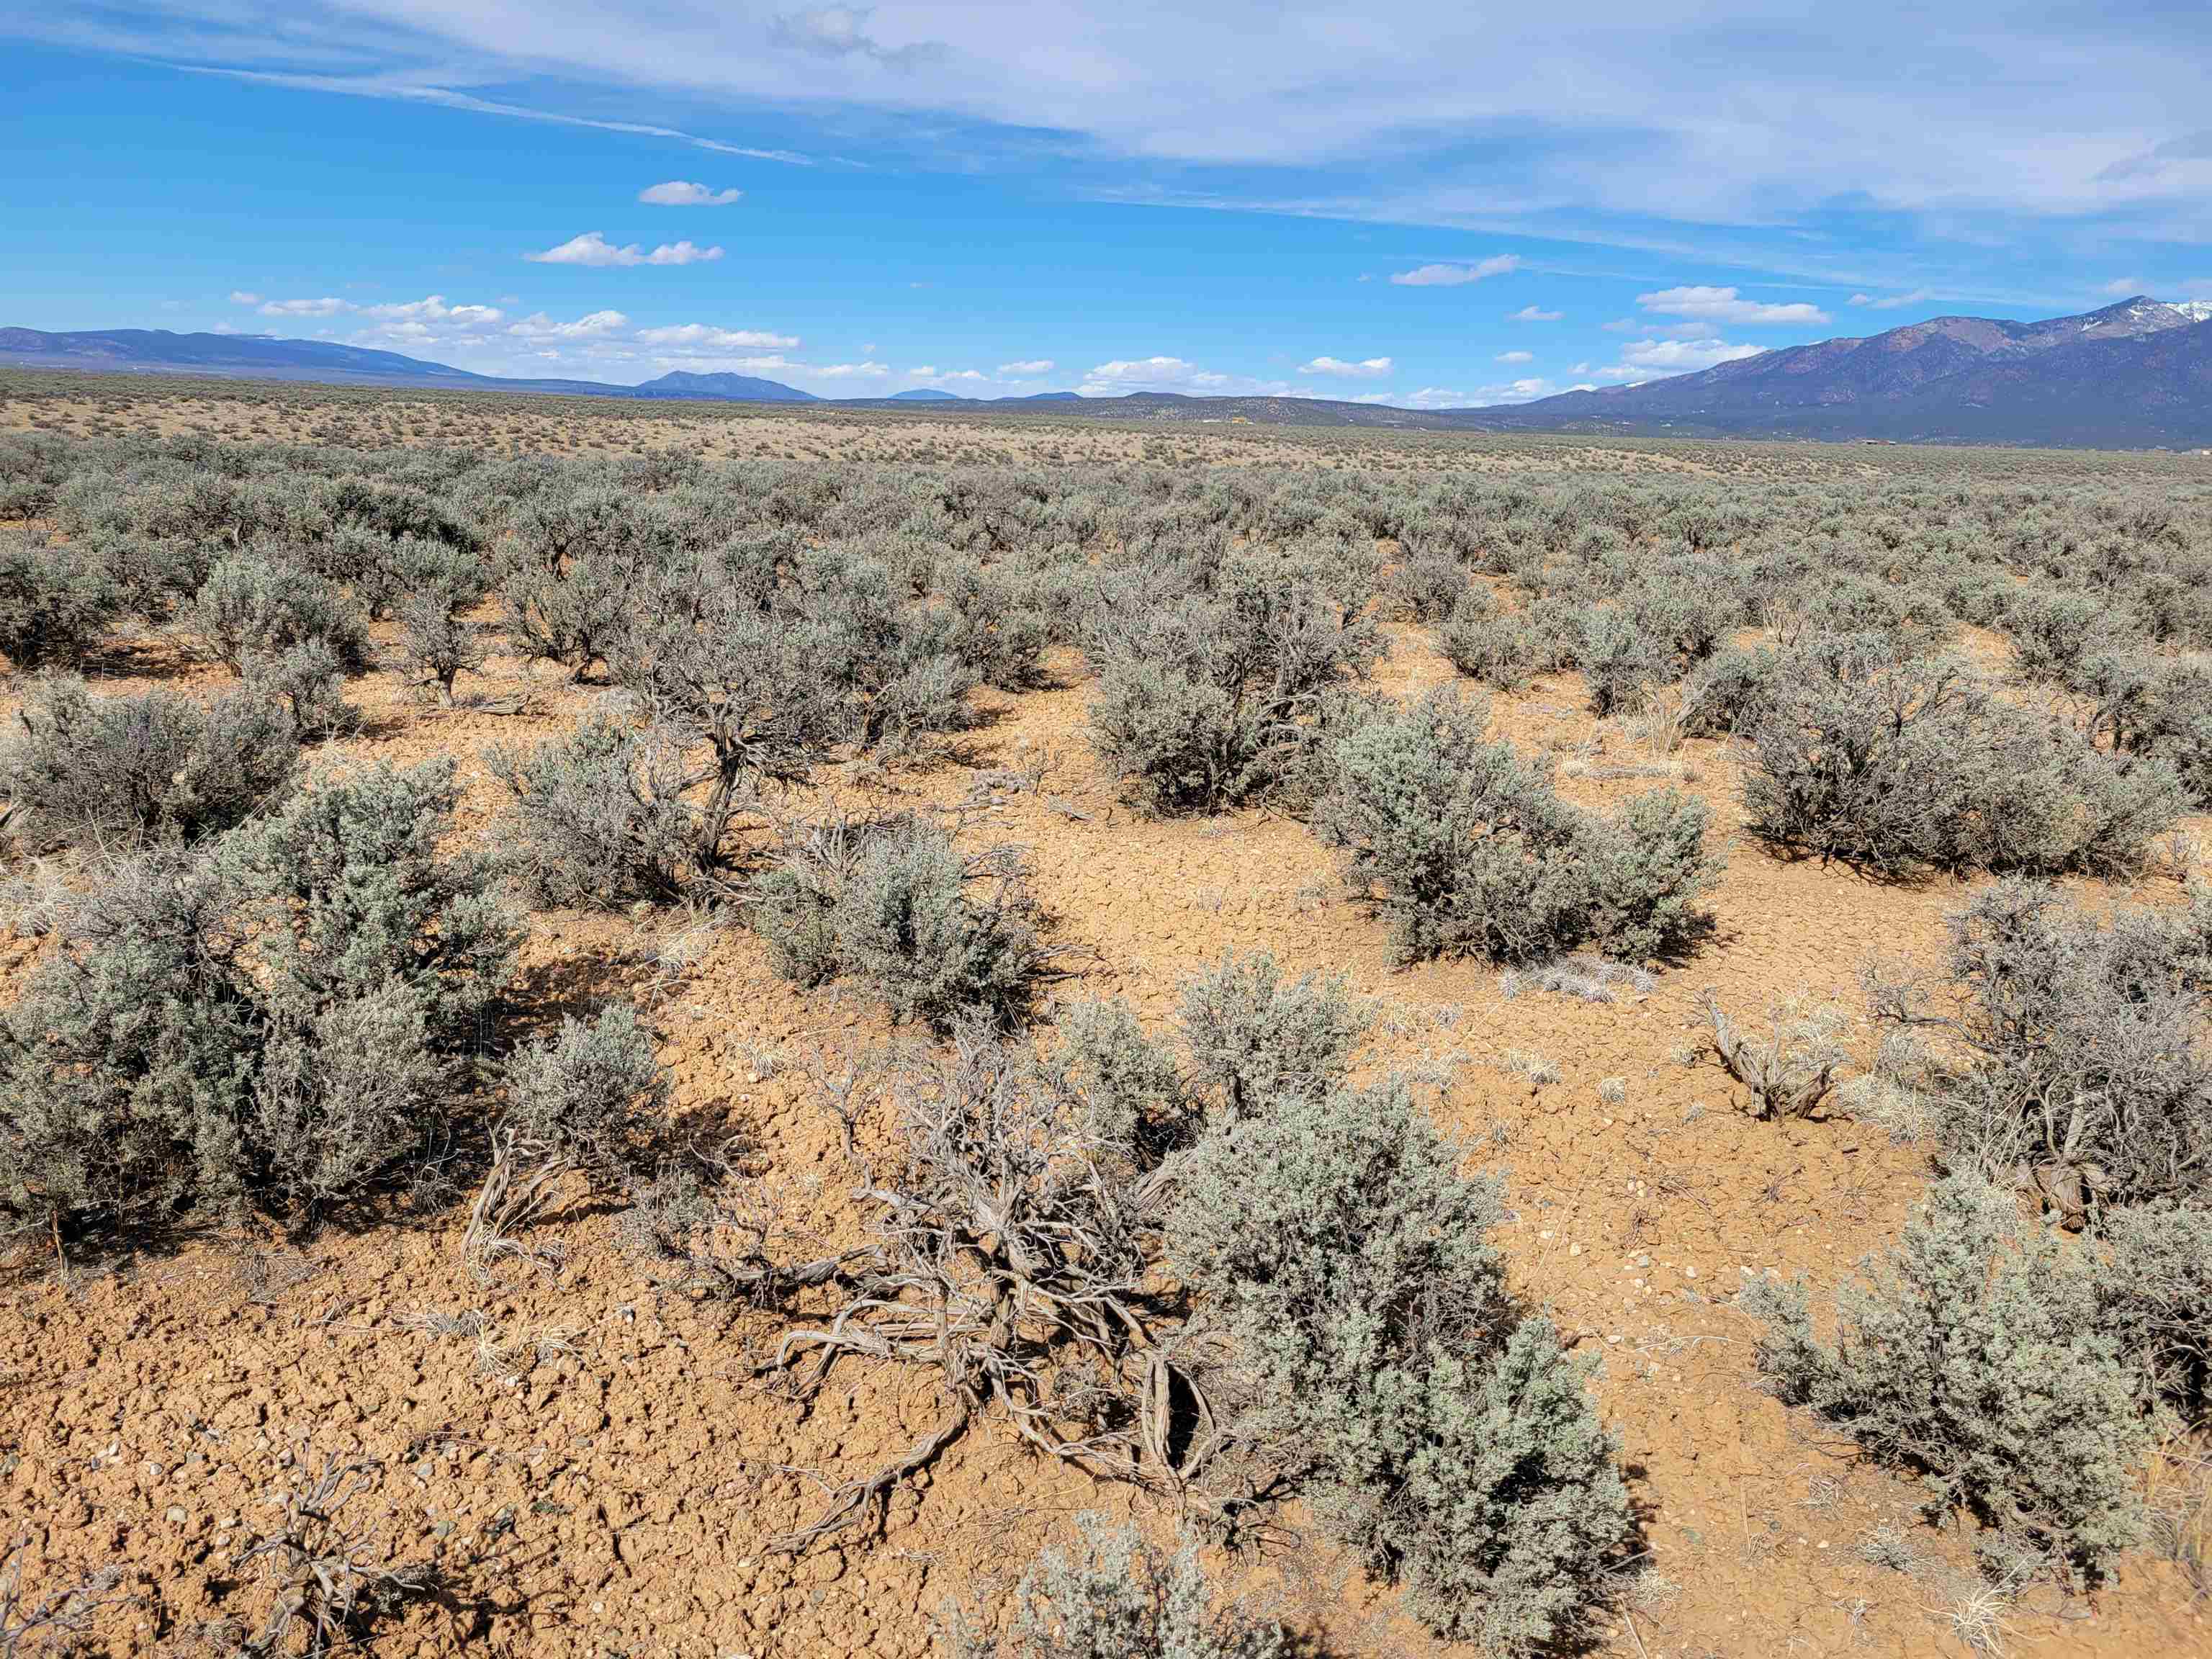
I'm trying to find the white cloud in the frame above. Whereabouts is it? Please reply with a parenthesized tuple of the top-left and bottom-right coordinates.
(912, 367, 989, 383)
(997, 358, 1054, 375)
(1636, 284, 1829, 325)
(228, 289, 263, 306)
(1298, 354, 1393, 377)
(1083, 356, 1227, 391)
(2100, 276, 2144, 297)
(1494, 350, 1533, 364)
(636, 323, 800, 349)
(360, 295, 503, 326)
(1509, 305, 1563, 321)
(61, 3, 2212, 261)
(639, 180, 743, 205)
(770, 6, 940, 67)
(507, 309, 632, 340)
(526, 230, 725, 267)
(1078, 356, 1292, 396)
(1389, 255, 1521, 287)
(811, 361, 891, 378)
(1846, 287, 1934, 310)
(258, 297, 349, 318)
(1615, 337, 1763, 372)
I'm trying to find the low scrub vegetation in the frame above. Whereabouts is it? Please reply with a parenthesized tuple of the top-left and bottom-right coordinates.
(1, 762, 518, 1236)
(1313, 688, 1719, 964)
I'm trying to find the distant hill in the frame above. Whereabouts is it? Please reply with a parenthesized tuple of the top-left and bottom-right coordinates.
(9, 302, 2212, 446)
(1472, 297, 2212, 446)
(636, 369, 817, 402)
(0, 328, 819, 403)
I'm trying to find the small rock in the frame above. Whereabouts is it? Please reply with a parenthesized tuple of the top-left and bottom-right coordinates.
(164, 1506, 189, 1527)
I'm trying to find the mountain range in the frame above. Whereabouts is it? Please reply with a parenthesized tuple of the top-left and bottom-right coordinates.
(4, 298, 2211, 448)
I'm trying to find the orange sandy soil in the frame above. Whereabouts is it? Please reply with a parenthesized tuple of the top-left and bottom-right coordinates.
(1, 391, 2208, 1659)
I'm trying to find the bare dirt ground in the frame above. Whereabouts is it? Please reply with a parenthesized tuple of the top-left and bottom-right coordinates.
(2, 379, 2209, 1659)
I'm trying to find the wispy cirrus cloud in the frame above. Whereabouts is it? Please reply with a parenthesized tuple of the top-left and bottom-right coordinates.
(527, 231, 724, 267)
(635, 322, 799, 349)
(1848, 287, 1935, 309)
(257, 296, 350, 318)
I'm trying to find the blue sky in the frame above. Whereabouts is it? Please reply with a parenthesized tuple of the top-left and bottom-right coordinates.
(4, 4, 2211, 405)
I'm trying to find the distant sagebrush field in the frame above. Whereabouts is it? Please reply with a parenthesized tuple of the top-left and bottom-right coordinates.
(1, 369, 2210, 1659)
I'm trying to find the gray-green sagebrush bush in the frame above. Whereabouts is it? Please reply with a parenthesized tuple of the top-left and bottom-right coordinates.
(1864, 882, 2212, 1214)
(499, 1004, 670, 1185)
(1, 675, 299, 850)
(0, 529, 120, 669)
(1172, 1080, 1634, 1653)
(186, 552, 370, 674)
(1177, 951, 1367, 1120)
(1744, 1177, 2156, 1584)
(752, 817, 1050, 1031)
(0, 761, 520, 1233)
(1740, 639, 2184, 877)
(490, 713, 699, 908)
(1314, 688, 1719, 964)
(1439, 589, 1539, 691)
(943, 1515, 1285, 1659)
(1087, 548, 1382, 814)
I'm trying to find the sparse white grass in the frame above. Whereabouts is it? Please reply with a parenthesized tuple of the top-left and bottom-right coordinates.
(1496, 1048, 1563, 1088)
(1933, 1576, 2015, 1655)
(1499, 953, 1655, 1003)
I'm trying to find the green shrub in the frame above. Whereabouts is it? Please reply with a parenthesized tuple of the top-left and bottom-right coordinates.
(1576, 606, 1673, 715)
(1745, 1176, 2152, 1582)
(833, 824, 1048, 1032)
(221, 760, 521, 1215)
(1740, 643, 2183, 877)
(1, 675, 297, 850)
(243, 639, 357, 740)
(1047, 997, 1191, 1160)
(186, 552, 369, 674)
(940, 555, 1051, 690)
(1583, 788, 1721, 961)
(500, 1004, 670, 1184)
(1177, 951, 1367, 1118)
(3, 761, 518, 1231)
(2098, 1200, 2212, 1416)
(945, 1514, 1284, 1659)
(1389, 548, 1467, 622)
(1172, 1082, 1632, 1653)
(1088, 656, 1251, 814)
(1680, 643, 1781, 736)
(1868, 883, 2212, 1212)
(0, 853, 261, 1231)
(1314, 689, 1586, 963)
(1439, 591, 1538, 691)
(0, 531, 120, 668)
(2005, 588, 2120, 685)
(1314, 689, 1717, 964)
(395, 535, 491, 703)
(489, 714, 697, 907)
(1086, 551, 1380, 814)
